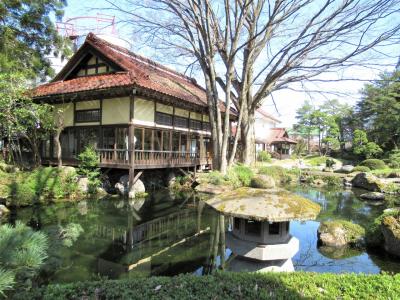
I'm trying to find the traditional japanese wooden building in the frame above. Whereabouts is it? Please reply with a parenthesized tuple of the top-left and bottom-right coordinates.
(32, 33, 227, 184)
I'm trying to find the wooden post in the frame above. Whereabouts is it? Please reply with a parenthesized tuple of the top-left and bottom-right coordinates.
(128, 122, 135, 192)
(128, 90, 136, 194)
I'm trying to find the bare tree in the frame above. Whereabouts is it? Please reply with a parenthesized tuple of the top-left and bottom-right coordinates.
(54, 108, 64, 167)
(106, 0, 400, 170)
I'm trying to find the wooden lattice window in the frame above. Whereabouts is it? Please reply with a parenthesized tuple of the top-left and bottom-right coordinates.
(189, 119, 202, 130)
(202, 122, 211, 131)
(75, 109, 101, 123)
(174, 116, 188, 128)
(155, 111, 173, 126)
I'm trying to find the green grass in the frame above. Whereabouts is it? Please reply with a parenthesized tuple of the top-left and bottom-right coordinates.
(12, 271, 400, 300)
(202, 165, 254, 188)
(304, 155, 334, 166)
(258, 166, 300, 184)
(1, 166, 82, 206)
(370, 168, 400, 178)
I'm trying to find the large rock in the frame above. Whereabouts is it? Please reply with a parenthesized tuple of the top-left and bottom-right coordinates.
(77, 177, 89, 193)
(0, 204, 9, 218)
(166, 171, 177, 187)
(115, 182, 125, 196)
(340, 165, 354, 173)
(115, 175, 146, 198)
(195, 183, 231, 195)
(250, 175, 276, 189)
(59, 166, 76, 176)
(381, 215, 400, 257)
(318, 220, 365, 247)
(351, 172, 385, 192)
(360, 192, 385, 201)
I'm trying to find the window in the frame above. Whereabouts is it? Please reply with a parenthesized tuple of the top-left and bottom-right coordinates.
(77, 127, 99, 153)
(234, 218, 241, 231)
(203, 122, 211, 131)
(155, 112, 173, 126)
(75, 56, 113, 77)
(60, 128, 76, 158)
(102, 128, 115, 149)
(154, 130, 162, 151)
(144, 128, 152, 150)
(134, 128, 143, 150)
(75, 109, 100, 123)
(245, 220, 262, 236)
(172, 132, 180, 151)
(180, 133, 188, 152)
(174, 116, 188, 128)
(269, 222, 280, 235)
(189, 119, 202, 130)
(115, 128, 128, 149)
(162, 131, 170, 151)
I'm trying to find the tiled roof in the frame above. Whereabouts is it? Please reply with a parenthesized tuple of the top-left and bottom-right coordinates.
(32, 33, 208, 107)
(32, 73, 132, 97)
(266, 128, 297, 144)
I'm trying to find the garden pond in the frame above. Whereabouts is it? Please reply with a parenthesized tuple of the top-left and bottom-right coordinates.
(2, 185, 400, 285)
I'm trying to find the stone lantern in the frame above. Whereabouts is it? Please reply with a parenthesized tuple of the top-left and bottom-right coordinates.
(205, 187, 321, 272)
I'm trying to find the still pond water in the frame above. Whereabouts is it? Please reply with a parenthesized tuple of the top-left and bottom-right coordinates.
(4, 186, 400, 285)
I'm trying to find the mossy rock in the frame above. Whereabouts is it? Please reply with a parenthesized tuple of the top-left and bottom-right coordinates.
(250, 175, 276, 189)
(195, 183, 231, 195)
(0, 204, 10, 218)
(351, 172, 385, 192)
(381, 214, 400, 257)
(0, 162, 19, 173)
(360, 192, 385, 201)
(318, 220, 365, 247)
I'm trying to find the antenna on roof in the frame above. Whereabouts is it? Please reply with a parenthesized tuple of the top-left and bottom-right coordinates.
(56, 13, 130, 51)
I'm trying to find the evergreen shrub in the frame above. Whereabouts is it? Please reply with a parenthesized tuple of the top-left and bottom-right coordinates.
(359, 159, 386, 170)
(353, 166, 371, 172)
(257, 151, 271, 162)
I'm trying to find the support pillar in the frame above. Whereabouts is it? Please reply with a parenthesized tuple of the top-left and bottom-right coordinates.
(128, 122, 135, 198)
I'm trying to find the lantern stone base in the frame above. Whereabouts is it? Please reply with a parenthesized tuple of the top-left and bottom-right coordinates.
(226, 232, 299, 261)
(228, 257, 294, 273)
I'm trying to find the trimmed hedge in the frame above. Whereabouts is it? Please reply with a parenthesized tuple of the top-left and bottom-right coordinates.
(359, 159, 386, 170)
(12, 271, 400, 300)
(353, 166, 371, 172)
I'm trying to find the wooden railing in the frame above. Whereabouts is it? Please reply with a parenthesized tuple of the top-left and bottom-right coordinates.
(97, 149, 211, 168)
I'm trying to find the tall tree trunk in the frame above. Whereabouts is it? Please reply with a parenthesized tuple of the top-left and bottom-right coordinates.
(30, 139, 41, 167)
(240, 107, 256, 165)
(54, 129, 62, 167)
(220, 66, 234, 174)
(204, 73, 221, 170)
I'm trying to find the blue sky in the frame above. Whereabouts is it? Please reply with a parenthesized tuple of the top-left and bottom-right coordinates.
(59, 0, 400, 128)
